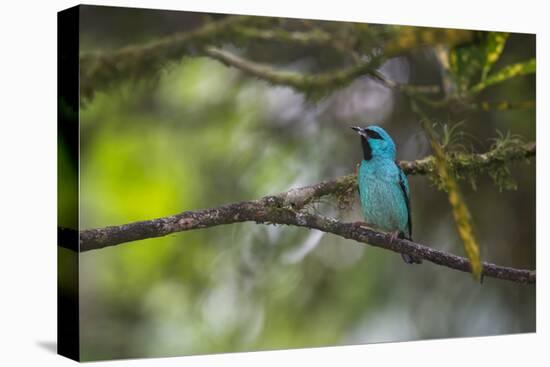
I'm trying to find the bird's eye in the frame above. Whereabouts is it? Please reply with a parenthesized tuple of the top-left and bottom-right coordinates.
(366, 129, 383, 140)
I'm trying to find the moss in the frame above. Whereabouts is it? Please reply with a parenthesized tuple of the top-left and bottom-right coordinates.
(329, 175, 357, 211)
(423, 134, 534, 192)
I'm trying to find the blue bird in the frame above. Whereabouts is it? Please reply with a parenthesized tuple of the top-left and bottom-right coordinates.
(351, 125, 422, 264)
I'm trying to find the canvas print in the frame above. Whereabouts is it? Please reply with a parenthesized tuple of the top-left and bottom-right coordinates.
(58, 5, 536, 362)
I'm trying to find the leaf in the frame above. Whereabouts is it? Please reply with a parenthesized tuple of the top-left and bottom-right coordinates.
(446, 181, 483, 280)
(470, 58, 536, 94)
(480, 32, 508, 81)
(412, 102, 483, 281)
(449, 32, 509, 95)
(449, 42, 482, 93)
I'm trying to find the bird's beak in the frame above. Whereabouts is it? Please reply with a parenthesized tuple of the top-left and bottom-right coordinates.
(351, 126, 367, 137)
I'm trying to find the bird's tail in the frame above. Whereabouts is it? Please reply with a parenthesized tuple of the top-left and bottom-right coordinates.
(401, 253, 422, 264)
(402, 234, 422, 264)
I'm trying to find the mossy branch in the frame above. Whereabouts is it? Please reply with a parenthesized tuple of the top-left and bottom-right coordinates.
(204, 27, 473, 95)
(204, 46, 380, 94)
(233, 140, 535, 212)
(232, 26, 333, 45)
(79, 15, 254, 100)
(79, 17, 474, 100)
(76, 199, 535, 284)
(75, 142, 535, 284)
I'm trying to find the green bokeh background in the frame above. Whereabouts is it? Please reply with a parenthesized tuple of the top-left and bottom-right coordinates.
(60, 6, 535, 361)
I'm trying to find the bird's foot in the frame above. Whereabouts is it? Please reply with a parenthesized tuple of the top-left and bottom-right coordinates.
(401, 253, 422, 264)
(388, 230, 403, 245)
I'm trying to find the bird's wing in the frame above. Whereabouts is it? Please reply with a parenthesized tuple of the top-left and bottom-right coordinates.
(355, 163, 361, 196)
(396, 162, 412, 240)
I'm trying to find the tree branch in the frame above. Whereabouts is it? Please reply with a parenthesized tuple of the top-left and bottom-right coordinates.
(230, 26, 362, 64)
(232, 26, 333, 45)
(79, 15, 255, 100)
(78, 143, 536, 284)
(370, 69, 441, 94)
(79, 18, 474, 100)
(79, 194, 535, 284)
(204, 46, 380, 93)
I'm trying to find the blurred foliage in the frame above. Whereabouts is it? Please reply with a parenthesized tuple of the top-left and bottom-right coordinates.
(449, 32, 508, 95)
(67, 5, 536, 361)
(449, 32, 535, 97)
(470, 58, 535, 94)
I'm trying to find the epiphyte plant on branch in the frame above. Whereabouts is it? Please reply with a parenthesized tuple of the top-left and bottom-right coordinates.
(75, 14, 536, 284)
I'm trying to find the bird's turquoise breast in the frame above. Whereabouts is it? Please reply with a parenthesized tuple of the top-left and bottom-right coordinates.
(358, 158, 409, 236)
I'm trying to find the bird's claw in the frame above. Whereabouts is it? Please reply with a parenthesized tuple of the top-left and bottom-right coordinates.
(389, 230, 402, 245)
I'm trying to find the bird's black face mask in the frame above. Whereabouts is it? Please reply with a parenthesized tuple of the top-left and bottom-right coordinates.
(351, 126, 383, 160)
